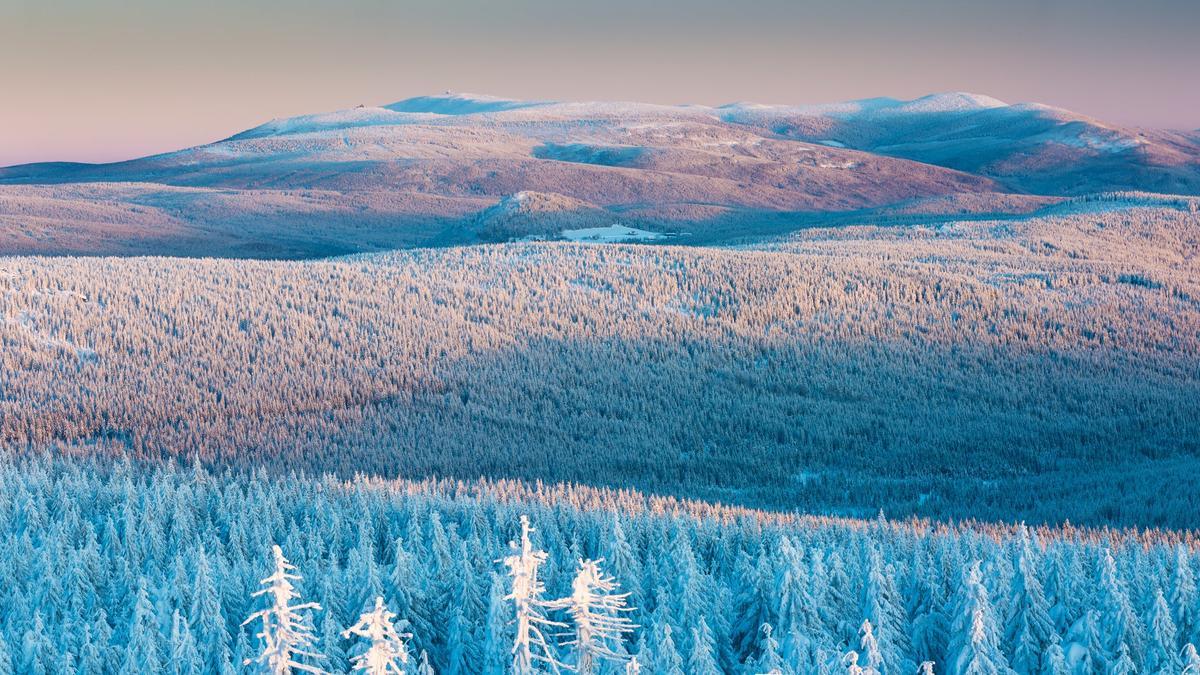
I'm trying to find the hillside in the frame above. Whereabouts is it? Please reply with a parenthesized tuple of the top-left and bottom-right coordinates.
(4, 196, 1198, 527)
(2, 93, 1197, 258)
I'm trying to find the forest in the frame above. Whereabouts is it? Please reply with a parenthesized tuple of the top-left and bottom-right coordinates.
(2, 199, 1199, 527)
(4, 453, 1200, 674)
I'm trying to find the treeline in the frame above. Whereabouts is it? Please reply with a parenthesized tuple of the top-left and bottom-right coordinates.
(4, 455, 1200, 673)
(2, 205, 1199, 527)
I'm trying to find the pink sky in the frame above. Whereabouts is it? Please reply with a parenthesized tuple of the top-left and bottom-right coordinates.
(2, 0, 1197, 166)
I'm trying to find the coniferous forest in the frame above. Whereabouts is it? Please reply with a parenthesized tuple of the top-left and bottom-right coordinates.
(2, 195, 1200, 674)
(4, 455, 1200, 675)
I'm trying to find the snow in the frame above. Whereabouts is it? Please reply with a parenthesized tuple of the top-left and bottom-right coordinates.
(229, 107, 430, 140)
(560, 225, 663, 243)
(385, 92, 552, 116)
(818, 140, 847, 148)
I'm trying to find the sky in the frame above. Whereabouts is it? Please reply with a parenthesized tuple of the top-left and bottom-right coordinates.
(2, 0, 1198, 166)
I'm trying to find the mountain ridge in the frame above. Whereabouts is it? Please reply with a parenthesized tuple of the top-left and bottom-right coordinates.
(1, 91, 1197, 258)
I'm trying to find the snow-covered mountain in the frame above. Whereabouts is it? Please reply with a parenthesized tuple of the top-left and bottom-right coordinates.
(1, 92, 1197, 257)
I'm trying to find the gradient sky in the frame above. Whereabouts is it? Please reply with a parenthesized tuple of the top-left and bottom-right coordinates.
(3, 0, 1198, 166)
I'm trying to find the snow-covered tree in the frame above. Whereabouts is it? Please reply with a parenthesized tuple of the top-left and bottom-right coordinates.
(343, 596, 412, 674)
(170, 608, 204, 675)
(1146, 588, 1180, 673)
(416, 650, 435, 675)
(858, 620, 883, 672)
(561, 558, 637, 674)
(503, 516, 567, 674)
(121, 581, 162, 675)
(945, 562, 1012, 675)
(1182, 643, 1200, 673)
(686, 617, 722, 675)
(243, 545, 326, 675)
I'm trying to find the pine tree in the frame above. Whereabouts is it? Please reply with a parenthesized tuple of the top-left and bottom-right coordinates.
(343, 596, 412, 675)
(1098, 550, 1145, 661)
(754, 622, 790, 675)
(503, 516, 567, 674)
(1109, 642, 1136, 675)
(482, 573, 512, 675)
(416, 650, 436, 675)
(1064, 609, 1103, 674)
(562, 558, 637, 674)
(862, 548, 913, 674)
(242, 545, 326, 675)
(190, 547, 234, 675)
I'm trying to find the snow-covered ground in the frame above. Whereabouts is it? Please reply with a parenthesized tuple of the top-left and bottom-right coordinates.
(560, 224, 664, 243)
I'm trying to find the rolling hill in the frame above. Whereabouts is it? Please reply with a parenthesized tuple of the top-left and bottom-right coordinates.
(2, 92, 1197, 257)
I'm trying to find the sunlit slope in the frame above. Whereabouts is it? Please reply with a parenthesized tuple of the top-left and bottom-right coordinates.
(3, 197, 1199, 526)
(4, 92, 1197, 257)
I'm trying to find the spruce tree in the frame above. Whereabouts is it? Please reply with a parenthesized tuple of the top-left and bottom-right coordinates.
(945, 562, 1012, 675)
(342, 596, 412, 675)
(562, 558, 637, 675)
(242, 545, 325, 674)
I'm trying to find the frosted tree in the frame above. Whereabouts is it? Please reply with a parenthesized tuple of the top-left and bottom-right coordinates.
(170, 609, 204, 675)
(1175, 546, 1199, 647)
(1004, 533, 1054, 673)
(750, 623, 787, 674)
(122, 581, 163, 675)
(1146, 588, 1180, 673)
(416, 651, 435, 675)
(918, 662, 935, 675)
(686, 617, 722, 675)
(650, 622, 684, 675)
(946, 562, 1012, 675)
(858, 620, 883, 673)
(342, 596, 412, 675)
(561, 558, 637, 674)
(0, 634, 12, 675)
(1109, 642, 1136, 675)
(503, 516, 567, 675)
(21, 611, 54, 675)
(1098, 550, 1144, 660)
(1182, 643, 1200, 673)
(243, 545, 326, 675)
(841, 650, 879, 675)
